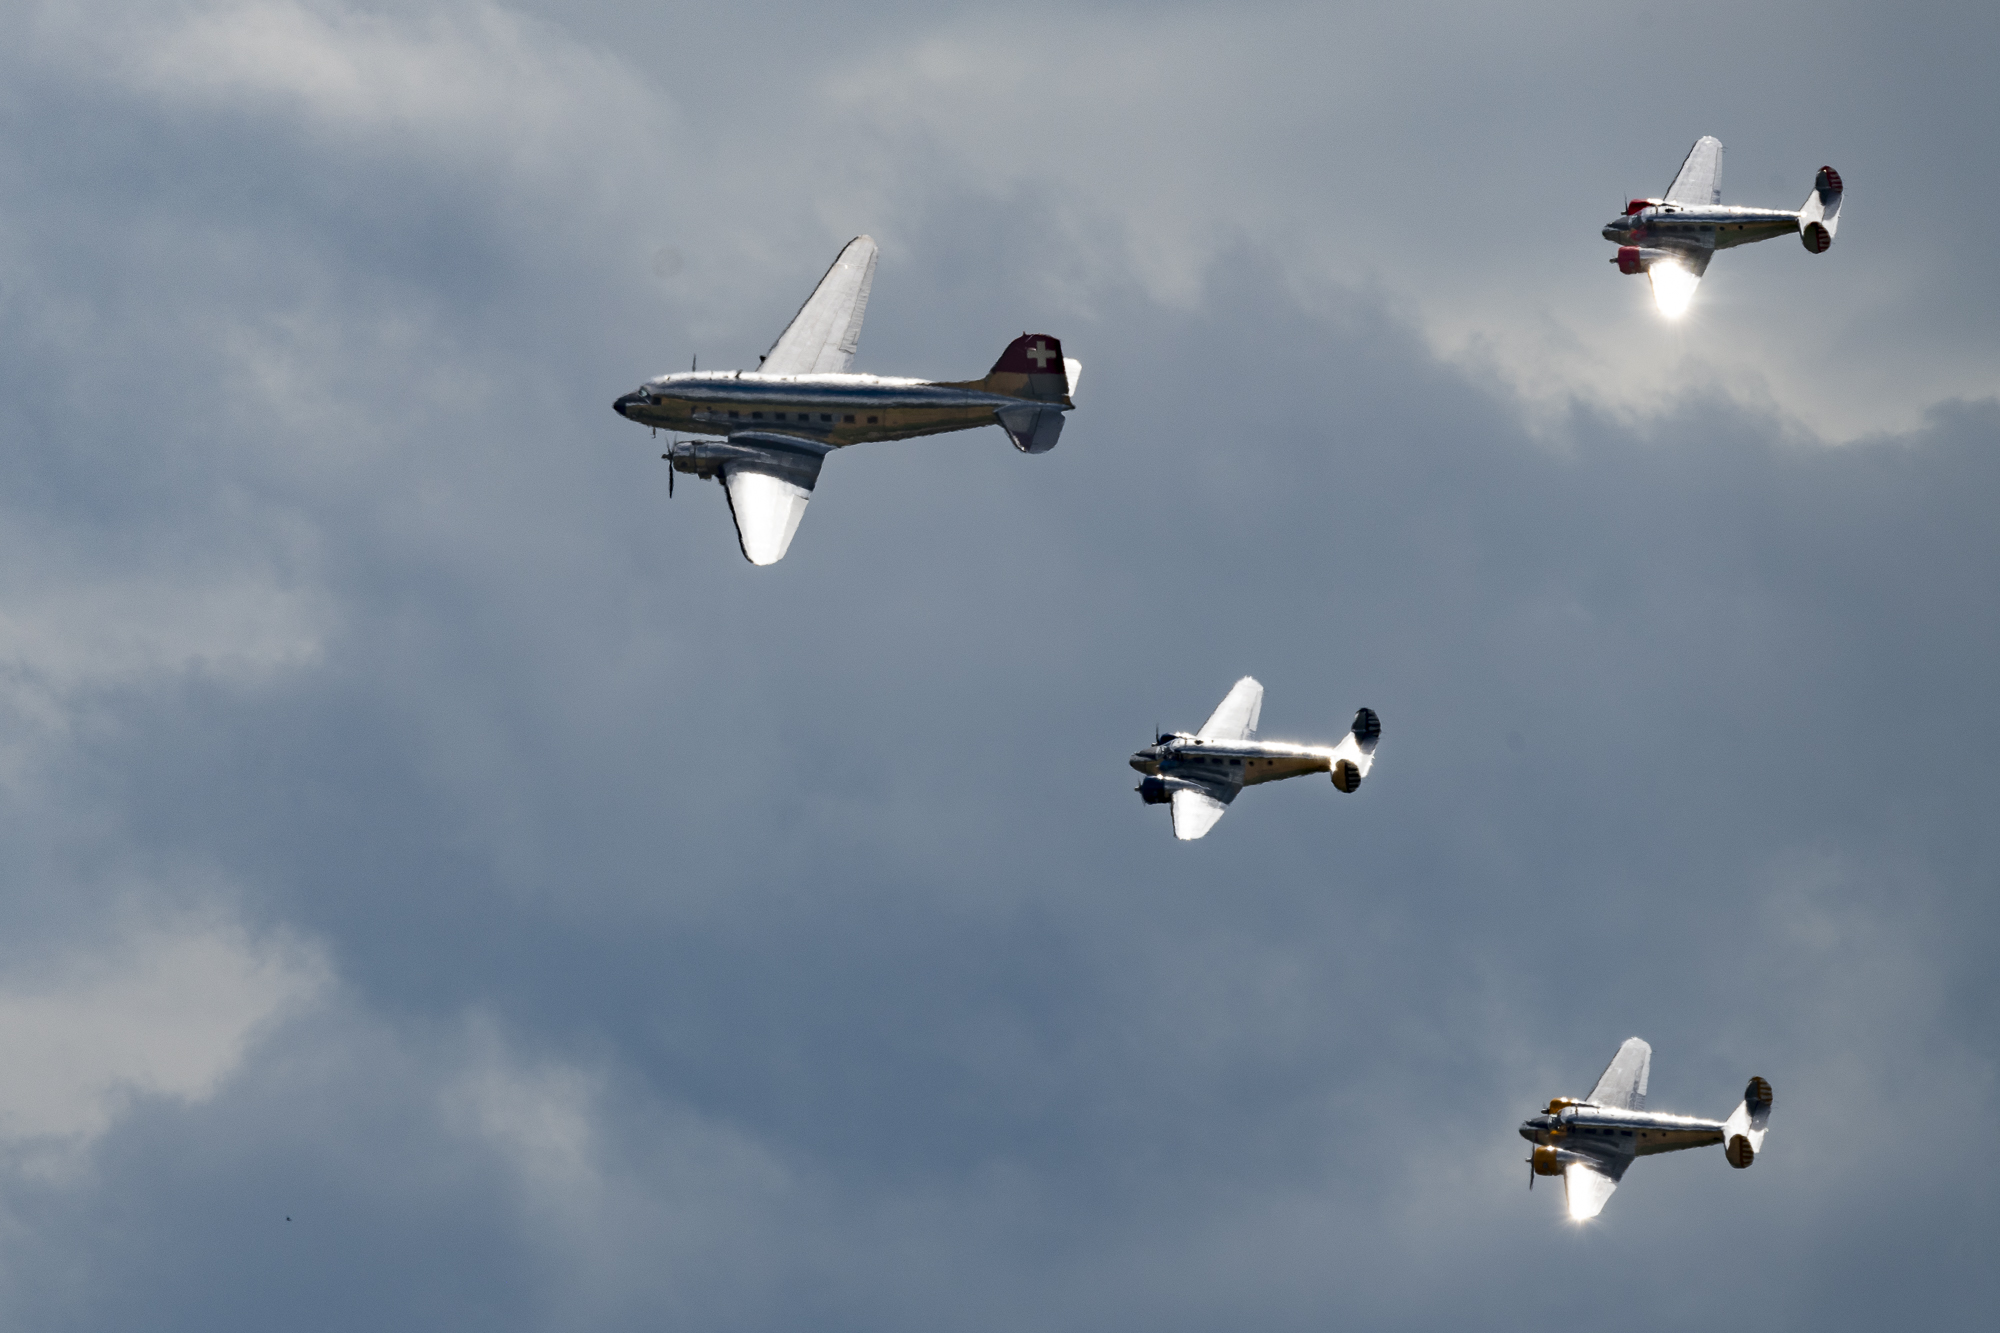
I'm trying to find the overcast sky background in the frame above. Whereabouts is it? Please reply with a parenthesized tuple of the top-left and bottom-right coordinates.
(1, 1, 1996, 1328)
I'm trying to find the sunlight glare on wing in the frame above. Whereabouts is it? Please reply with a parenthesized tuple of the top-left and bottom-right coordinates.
(1648, 262, 1700, 319)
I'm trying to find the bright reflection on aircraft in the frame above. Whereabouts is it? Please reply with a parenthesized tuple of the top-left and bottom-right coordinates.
(1128, 677, 1379, 841)
(1603, 136, 1843, 316)
(1647, 261, 1700, 319)
(1520, 1037, 1774, 1221)
(613, 236, 1080, 565)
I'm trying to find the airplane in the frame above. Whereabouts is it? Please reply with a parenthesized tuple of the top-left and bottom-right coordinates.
(613, 236, 1080, 565)
(1128, 677, 1380, 841)
(1602, 135, 1843, 316)
(1520, 1037, 1774, 1221)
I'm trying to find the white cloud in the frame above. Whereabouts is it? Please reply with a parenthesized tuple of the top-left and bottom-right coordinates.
(0, 911, 329, 1164)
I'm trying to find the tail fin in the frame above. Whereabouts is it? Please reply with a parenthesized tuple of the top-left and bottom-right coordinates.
(1721, 1076, 1773, 1168)
(1330, 707, 1380, 793)
(983, 334, 1072, 402)
(1799, 166, 1842, 253)
(976, 334, 1073, 453)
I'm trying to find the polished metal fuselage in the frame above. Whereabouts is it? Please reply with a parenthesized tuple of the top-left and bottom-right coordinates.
(1602, 204, 1799, 253)
(614, 371, 1038, 449)
(1127, 735, 1336, 786)
(1518, 1105, 1725, 1158)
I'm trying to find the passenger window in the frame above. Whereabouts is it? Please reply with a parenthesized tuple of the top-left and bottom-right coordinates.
(844, 414, 855, 423)
(1230, 758, 1241, 766)
(728, 410, 739, 418)
(821, 414, 833, 422)
(867, 416, 878, 424)
(753, 411, 764, 419)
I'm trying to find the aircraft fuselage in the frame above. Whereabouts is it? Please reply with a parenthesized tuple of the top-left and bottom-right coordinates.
(1128, 736, 1336, 787)
(1602, 204, 1799, 253)
(614, 371, 1041, 449)
(1518, 1105, 1725, 1159)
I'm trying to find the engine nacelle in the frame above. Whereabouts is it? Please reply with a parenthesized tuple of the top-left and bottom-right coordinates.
(1614, 246, 1645, 275)
(1136, 776, 1172, 806)
(1332, 759, 1363, 793)
(1531, 1144, 1564, 1176)
(1801, 221, 1832, 253)
(1725, 1134, 1755, 1169)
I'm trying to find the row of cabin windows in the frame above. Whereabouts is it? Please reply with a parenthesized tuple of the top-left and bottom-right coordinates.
(1185, 756, 1291, 768)
(1578, 1128, 1635, 1138)
(712, 410, 880, 425)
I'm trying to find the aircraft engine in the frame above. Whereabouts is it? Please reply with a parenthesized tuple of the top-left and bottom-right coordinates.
(1531, 1145, 1564, 1176)
(1725, 1134, 1755, 1169)
(1801, 221, 1833, 253)
(1136, 776, 1172, 806)
(1332, 759, 1363, 793)
(1614, 246, 1646, 275)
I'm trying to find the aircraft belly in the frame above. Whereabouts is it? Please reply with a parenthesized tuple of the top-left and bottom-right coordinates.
(673, 400, 1001, 448)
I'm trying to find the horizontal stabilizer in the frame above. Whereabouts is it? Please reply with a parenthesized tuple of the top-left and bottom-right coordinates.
(1327, 706, 1380, 793)
(1799, 166, 1843, 253)
(996, 402, 1065, 454)
(1721, 1076, 1773, 1167)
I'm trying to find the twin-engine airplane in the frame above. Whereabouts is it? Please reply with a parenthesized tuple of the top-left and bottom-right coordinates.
(1520, 1037, 1774, 1221)
(1128, 677, 1380, 841)
(614, 236, 1079, 565)
(1603, 136, 1843, 316)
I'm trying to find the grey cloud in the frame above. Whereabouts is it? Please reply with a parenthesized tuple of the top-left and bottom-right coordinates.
(0, 1, 1996, 1329)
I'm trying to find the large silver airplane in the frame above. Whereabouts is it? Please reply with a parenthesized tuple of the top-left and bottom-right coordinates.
(1603, 136, 1843, 316)
(1128, 677, 1380, 841)
(1520, 1037, 1774, 1221)
(613, 236, 1079, 565)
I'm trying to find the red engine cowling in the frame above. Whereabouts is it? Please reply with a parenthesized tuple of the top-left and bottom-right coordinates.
(1613, 246, 1646, 275)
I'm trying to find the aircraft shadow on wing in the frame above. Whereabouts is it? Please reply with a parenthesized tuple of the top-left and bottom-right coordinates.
(1603, 135, 1843, 316)
(1128, 676, 1380, 841)
(613, 236, 1080, 565)
(1521, 1037, 1774, 1221)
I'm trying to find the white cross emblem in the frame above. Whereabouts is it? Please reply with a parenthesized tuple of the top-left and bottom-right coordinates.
(1025, 341, 1053, 369)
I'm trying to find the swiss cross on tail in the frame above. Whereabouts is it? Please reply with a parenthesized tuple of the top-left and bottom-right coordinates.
(991, 333, 1067, 377)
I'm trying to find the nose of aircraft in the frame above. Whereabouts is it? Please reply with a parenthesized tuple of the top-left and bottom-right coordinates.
(1129, 752, 1150, 773)
(613, 391, 646, 419)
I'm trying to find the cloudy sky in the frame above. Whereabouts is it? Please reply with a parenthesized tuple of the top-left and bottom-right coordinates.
(1, 0, 1996, 1327)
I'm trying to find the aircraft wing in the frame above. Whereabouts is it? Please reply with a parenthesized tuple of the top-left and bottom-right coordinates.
(1196, 677, 1264, 741)
(1664, 135, 1724, 206)
(760, 236, 879, 376)
(1586, 1037, 1652, 1111)
(1561, 1157, 1628, 1221)
(1169, 783, 1236, 841)
(718, 433, 833, 565)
